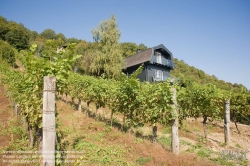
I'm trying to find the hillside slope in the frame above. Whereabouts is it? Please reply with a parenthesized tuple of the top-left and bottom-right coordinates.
(0, 86, 249, 165)
(171, 58, 248, 92)
(56, 96, 215, 166)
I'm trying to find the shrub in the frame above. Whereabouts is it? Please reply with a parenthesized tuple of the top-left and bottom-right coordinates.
(0, 41, 15, 65)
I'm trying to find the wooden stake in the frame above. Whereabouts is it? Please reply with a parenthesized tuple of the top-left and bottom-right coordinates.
(171, 88, 179, 154)
(78, 98, 82, 112)
(42, 76, 56, 166)
(224, 100, 230, 145)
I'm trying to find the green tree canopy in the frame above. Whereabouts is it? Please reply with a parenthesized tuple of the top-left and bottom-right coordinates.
(120, 42, 138, 57)
(40, 29, 56, 39)
(138, 43, 148, 51)
(0, 40, 16, 65)
(55, 33, 67, 43)
(90, 14, 123, 78)
(120, 42, 148, 57)
(75, 42, 98, 75)
(5, 27, 29, 51)
(0, 16, 9, 41)
(67, 37, 81, 44)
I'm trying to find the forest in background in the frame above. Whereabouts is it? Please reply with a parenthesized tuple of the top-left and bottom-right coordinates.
(0, 15, 249, 93)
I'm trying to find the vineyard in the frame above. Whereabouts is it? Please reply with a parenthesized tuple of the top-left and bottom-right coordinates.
(0, 43, 250, 165)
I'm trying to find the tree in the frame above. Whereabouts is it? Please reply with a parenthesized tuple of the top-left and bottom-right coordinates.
(40, 29, 56, 39)
(5, 27, 29, 51)
(138, 43, 147, 51)
(91, 14, 123, 78)
(0, 40, 16, 65)
(67, 37, 81, 44)
(75, 40, 89, 55)
(120, 42, 138, 57)
(55, 38, 65, 48)
(55, 33, 66, 43)
(75, 41, 97, 75)
(29, 30, 39, 41)
(0, 16, 9, 41)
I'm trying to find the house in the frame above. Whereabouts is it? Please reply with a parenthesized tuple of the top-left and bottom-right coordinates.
(124, 44, 175, 82)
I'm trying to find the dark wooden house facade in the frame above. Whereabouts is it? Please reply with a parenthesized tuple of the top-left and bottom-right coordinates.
(124, 44, 175, 82)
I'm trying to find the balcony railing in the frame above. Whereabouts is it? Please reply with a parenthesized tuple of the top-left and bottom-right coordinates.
(152, 57, 174, 68)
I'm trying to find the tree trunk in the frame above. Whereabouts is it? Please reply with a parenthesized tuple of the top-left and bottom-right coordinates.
(203, 115, 208, 139)
(23, 116, 28, 134)
(110, 110, 114, 127)
(152, 126, 157, 143)
(28, 125, 34, 148)
(36, 128, 42, 151)
(233, 110, 240, 134)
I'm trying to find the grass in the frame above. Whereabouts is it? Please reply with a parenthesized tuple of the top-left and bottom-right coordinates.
(180, 140, 192, 146)
(162, 126, 171, 134)
(133, 137, 145, 144)
(235, 143, 242, 148)
(55, 121, 134, 165)
(157, 135, 171, 148)
(136, 156, 152, 165)
(210, 157, 235, 166)
(1, 115, 31, 151)
(219, 142, 227, 147)
(197, 148, 212, 158)
(73, 138, 131, 165)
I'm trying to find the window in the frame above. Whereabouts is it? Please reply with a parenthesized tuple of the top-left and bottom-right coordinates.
(156, 52, 162, 64)
(155, 70, 163, 81)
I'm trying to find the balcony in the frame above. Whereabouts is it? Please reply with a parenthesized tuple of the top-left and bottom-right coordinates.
(152, 57, 174, 68)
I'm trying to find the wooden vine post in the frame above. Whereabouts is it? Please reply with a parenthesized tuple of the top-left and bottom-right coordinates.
(42, 76, 56, 166)
(171, 88, 179, 154)
(224, 99, 230, 145)
(78, 98, 82, 112)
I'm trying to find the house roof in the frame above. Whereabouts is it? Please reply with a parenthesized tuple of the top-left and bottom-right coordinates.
(124, 48, 153, 68)
(124, 44, 174, 68)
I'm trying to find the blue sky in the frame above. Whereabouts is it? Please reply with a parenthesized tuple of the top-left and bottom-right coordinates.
(1, 0, 250, 89)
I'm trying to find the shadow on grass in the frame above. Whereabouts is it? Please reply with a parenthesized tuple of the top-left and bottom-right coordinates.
(59, 97, 172, 150)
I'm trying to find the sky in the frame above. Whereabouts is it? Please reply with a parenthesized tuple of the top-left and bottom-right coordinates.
(0, 0, 250, 89)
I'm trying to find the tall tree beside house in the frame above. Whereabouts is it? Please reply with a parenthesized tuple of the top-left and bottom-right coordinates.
(91, 14, 123, 79)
